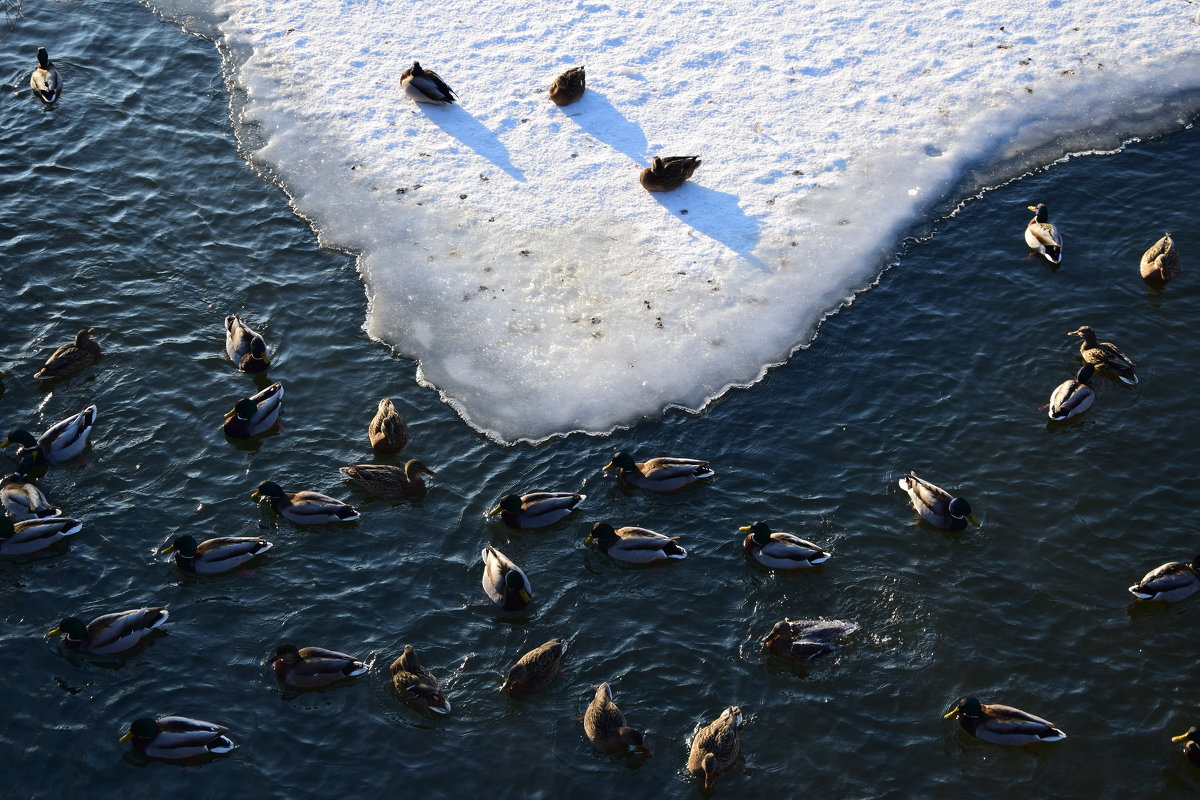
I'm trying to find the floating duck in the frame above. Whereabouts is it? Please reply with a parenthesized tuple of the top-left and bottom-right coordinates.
(586, 522, 686, 563)
(339, 460, 436, 500)
(491, 491, 585, 529)
(3, 405, 97, 466)
(740, 521, 830, 569)
(1171, 726, 1200, 766)
(1, 473, 60, 521)
(120, 716, 234, 759)
(34, 328, 101, 380)
(368, 398, 409, 454)
(502, 638, 566, 698)
(402, 61, 456, 104)
(549, 66, 585, 106)
(944, 696, 1066, 745)
(162, 534, 272, 575)
(30, 47, 61, 104)
(1128, 556, 1200, 602)
(763, 619, 858, 661)
(251, 480, 359, 524)
(583, 682, 650, 756)
(390, 645, 451, 715)
(1025, 203, 1063, 263)
(687, 706, 743, 790)
(270, 642, 367, 688)
(0, 516, 82, 555)
(1048, 363, 1095, 421)
(602, 451, 714, 492)
(640, 156, 701, 192)
(1140, 232, 1181, 284)
(224, 314, 270, 373)
(223, 382, 284, 439)
(897, 471, 977, 532)
(481, 544, 532, 611)
(47, 607, 168, 654)
(1068, 326, 1137, 385)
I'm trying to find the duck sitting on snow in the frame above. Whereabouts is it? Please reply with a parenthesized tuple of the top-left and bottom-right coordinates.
(549, 66, 585, 106)
(1025, 203, 1063, 263)
(30, 47, 61, 104)
(640, 156, 701, 192)
(402, 61, 456, 104)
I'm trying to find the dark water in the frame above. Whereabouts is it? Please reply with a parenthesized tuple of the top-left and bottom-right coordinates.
(3, 1, 1200, 797)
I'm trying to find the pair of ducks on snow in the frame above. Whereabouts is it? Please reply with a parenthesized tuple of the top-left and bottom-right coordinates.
(1026, 203, 1182, 284)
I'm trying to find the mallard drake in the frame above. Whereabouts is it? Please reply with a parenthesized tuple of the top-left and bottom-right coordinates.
(491, 491, 585, 529)
(161, 534, 272, 575)
(1024, 203, 1063, 263)
(1171, 726, 1200, 766)
(269, 642, 367, 688)
(251, 480, 359, 524)
(1140, 232, 1181, 283)
(583, 682, 650, 756)
(224, 314, 270, 373)
(339, 460, 436, 499)
(223, 382, 284, 439)
(368, 398, 409, 454)
(30, 47, 61, 104)
(640, 156, 701, 192)
(502, 638, 566, 698)
(687, 706, 742, 790)
(740, 521, 830, 569)
(402, 61, 456, 104)
(0, 516, 82, 555)
(586, 522, 686, 563)
(120, 716, 234, 759)
(2, 405, 97, 466)
(481, 544, 532, 611)
(763, 619, 858, 661)
(549, 66, 585, 106)
(390, 644, 451, 715)
(1, 473, 60, 521)
(1068, 326, 1137, 385)
(48, 607, 168, 654)
(944, 697, 1066, 745)
(898, 471, 977, 532)
(602, 451, 714, 492)
(1128, 555, 1200, 602)
(1048, 363, 1095, 421)
(34, 328, 100, 380)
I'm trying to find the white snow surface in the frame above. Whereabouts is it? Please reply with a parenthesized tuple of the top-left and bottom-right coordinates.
(211, 0, 1200, 442)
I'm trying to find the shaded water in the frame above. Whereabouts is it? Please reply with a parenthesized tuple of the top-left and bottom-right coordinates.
(3, 1, 1200, 797)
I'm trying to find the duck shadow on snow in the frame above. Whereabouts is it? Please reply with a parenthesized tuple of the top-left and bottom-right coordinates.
(557, 89, 648, 161)
(421, 106, 526, 183)
(650, 184, 768, 271)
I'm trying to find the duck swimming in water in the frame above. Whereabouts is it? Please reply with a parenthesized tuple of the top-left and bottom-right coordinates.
(30, 47, 61, 104)
(1025, 203, 1063, 263)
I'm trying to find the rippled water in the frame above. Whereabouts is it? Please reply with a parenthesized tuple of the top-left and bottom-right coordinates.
(4, 1, 1200, 797)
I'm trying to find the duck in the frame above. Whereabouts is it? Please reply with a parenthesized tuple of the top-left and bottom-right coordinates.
(33, 328, 101, 380)
(763, 619, 858, 661)
(583, 682, 651, 756)
(0, 516, 82, 556)
(368, 398, 409, 454)
(549, 66, 585, 106)
(1048, 363, 1095, 421)
(1068, 326, 1137, 385)
(944, 696, 1066, 745)
(390, 644, 451, 715)
(2, 405, 97, 466)
(1140, 232, 1181, 284)
(251, 480, 359, 524)
(1170, 726, 1200, 766)
(120, 716, 234, 759)
(640, 155, 701, 192)
(897, 471, 977, 532)
(586, 522, 686, 563)
(490, 491, 585, 529)
(602, 451, 714, 492)
(30, 47, 61, 104)
(47, 607, 168, 654)
(481, 544, 532, 611)
(161, 534, 272, 575)
(740, 521, 830, 569)
(502, 638, 566, 698)
(687, 706, 743, 790)
(269, 642, 367, 688)
(1, 473, 60, 521)
(339, 460, 437, 499)
(223, 382, 284, 439)
(1128, 555, 1200, 602)
(1024, 203, 1063, 263)
(402, 61, 456, 104)
(224, 314, 270, 373)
